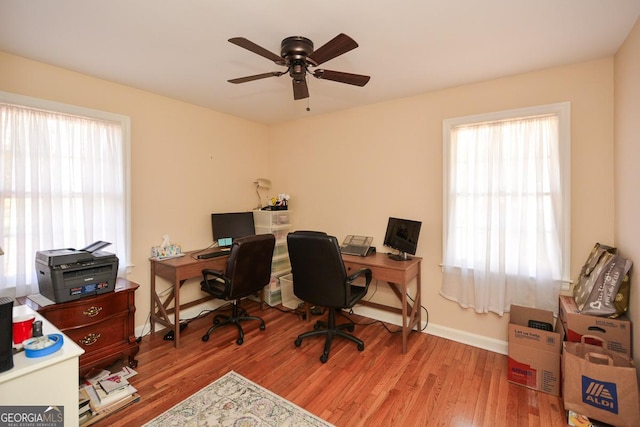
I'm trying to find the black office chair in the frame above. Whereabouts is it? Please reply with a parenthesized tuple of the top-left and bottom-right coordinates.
(200, 233, 275, 345)
(287, 230, 372, 363)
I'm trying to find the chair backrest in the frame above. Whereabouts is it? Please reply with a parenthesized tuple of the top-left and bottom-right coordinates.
(287, 230, 348, 308)
(225, 234, 276, 299)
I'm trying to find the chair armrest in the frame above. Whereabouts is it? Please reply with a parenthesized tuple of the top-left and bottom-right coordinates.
(347, 268, 372, 287)
(201, 269, 228, 292)
(202, 268, 225, 280)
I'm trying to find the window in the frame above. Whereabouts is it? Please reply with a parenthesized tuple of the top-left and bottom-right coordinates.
(440, 103, 570, 315)
(0, 91, 130, 297)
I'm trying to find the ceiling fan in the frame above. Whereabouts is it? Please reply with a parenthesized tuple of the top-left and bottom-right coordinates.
(227, 33, 371, 100)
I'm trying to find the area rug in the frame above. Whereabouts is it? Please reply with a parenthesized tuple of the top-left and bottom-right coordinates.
(143, 371, 334, 427)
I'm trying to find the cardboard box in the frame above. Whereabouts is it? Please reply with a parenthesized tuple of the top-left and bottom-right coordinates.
(559, 295, 632, 358)
(508, 304, 562, 396)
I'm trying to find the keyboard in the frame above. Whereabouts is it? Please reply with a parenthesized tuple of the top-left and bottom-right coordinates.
(197, 250, 229, 259)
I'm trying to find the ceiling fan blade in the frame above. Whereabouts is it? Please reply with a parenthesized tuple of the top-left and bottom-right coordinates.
(313, 69, 370, 87)
(292, 79, 309, 100)
(228, 37, 285, 65)
(308, 33, 358, 66)
(228, 72, 283, 84)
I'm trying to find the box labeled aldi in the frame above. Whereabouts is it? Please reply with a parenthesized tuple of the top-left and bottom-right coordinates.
(507, 304, 562, 396)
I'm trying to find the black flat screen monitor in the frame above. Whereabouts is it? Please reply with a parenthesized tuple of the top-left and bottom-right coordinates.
(211, 212, 255, 247)
(383, 217, 422, 261)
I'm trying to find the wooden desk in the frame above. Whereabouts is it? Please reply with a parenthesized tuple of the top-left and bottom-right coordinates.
(150, 249, 230, 347)
(342, 252, 422, 353)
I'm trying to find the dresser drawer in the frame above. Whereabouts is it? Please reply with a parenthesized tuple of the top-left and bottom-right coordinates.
(64, 312, 129, 353)
(40, 291, 131, 328)
(20, 278, 139, 376)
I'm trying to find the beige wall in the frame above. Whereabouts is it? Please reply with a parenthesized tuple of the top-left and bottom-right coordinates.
(0, 50, 619, 350)
(0, 51, 270, 327)
(269, 58, 615, 348)
(614, 17, 640, 373)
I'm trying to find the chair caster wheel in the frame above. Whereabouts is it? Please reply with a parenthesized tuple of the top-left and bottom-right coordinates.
(294, 339, 302, 347)
(347, 325, 355, 332)
(202, 335, 209, 342)
(357, 343, 365, 351)
(320, 353, 328, 363)
(259, 324, 266, 330)
(236, 338, 244, 345)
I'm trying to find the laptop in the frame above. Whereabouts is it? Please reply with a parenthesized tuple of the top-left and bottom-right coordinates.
(340, 235, 374, 257)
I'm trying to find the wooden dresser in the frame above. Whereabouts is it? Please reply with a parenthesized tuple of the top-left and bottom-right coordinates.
(22, 277, 139, 376)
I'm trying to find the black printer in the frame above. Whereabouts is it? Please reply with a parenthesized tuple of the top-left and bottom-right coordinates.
(35, 241, 119, 303)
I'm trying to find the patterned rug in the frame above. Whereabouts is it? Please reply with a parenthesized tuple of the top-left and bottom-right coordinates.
(143, 371, 334, 427)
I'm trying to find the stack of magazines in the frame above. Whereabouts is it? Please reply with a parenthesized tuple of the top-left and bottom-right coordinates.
(79, 366, 140, 426)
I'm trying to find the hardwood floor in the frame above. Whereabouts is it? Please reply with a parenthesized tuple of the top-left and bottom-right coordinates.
(94, 300, 568, 426)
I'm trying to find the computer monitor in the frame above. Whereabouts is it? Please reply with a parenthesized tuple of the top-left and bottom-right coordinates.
(383, 217, 422, 261)
(211, 212, 255, 247)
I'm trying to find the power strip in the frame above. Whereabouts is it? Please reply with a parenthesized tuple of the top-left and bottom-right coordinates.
(163, 323, 188, 340)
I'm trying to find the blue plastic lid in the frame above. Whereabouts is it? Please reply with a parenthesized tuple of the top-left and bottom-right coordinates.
(23, 334, 64, 358)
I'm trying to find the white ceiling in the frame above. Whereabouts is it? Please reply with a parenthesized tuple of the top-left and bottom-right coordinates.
(1, 1, 639, 124)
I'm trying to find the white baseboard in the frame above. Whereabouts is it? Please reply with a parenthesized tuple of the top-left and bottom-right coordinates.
(352, 304, 508, 356)
(135, 299, 228, 338)
(136, 300, 509, 356)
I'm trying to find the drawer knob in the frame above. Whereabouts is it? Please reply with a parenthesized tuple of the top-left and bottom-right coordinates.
(79, 333, 101, 346)
(83, 306, 103, 317)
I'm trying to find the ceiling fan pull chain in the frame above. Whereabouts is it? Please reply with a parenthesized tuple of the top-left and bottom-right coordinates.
(306, 76, 311, 111)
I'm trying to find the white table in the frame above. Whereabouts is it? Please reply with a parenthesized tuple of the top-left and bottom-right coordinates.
(0, 305, 84, 427)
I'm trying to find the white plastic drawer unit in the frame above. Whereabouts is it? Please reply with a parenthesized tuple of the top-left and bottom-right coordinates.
(271, 256, 291, 275)
(253, 210, 291, 227)
(273, 243, 289, 258)
(255, 226, 290, 244)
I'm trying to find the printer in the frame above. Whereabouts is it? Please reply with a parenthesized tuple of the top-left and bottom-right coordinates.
(35, 241, 119, 303)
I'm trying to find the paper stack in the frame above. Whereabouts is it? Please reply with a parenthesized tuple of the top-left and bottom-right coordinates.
(79, 366, 140, 426)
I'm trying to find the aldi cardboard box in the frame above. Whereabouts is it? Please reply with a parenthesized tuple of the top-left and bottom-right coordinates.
(558, 295, 632, 358)
(508, 304, 562, 396)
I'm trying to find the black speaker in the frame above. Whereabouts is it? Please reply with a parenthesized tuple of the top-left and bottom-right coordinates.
(0, 296, 14, 373)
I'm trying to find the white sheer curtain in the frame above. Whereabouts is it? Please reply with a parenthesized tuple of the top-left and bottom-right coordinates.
(440, 106, 569, 315)
(1, 100, 128, 297)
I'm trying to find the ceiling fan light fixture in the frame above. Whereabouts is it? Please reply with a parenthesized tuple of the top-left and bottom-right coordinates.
(290, 62, 306, 79)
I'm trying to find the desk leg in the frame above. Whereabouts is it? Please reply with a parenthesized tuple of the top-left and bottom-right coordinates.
(401, 286, 408, 353)
(386, 281, 421, 354)
(173, 279, 180, 348)
(404, 270, 422, 352)
(149, 262, 182, 348)
(150, 263, 156, 334)
(416, 269, 422, 329)
(388, 284, 412, 353)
